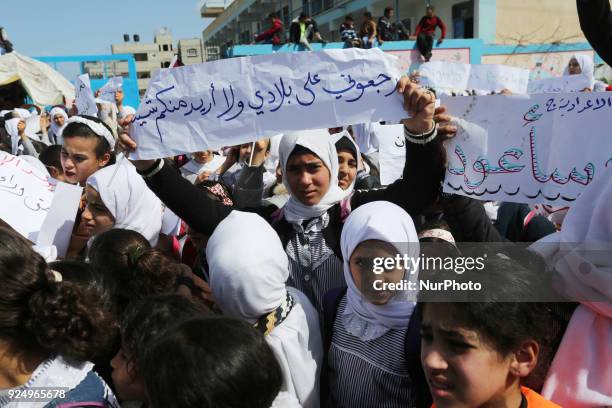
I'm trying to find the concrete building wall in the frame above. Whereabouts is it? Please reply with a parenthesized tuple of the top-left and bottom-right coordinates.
(495, 0, 585, 45)
(178, 38, 205, 64)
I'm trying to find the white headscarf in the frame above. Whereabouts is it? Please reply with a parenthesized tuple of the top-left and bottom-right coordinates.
(87, 162, 163, 245)
(5, 117, 22, 155)
(279, 129, 353, 224)
(563, 54, 595, 89)
(4, 117, 38, 156)
(341, 201, 419, 341)
(530, 174, 612, 407)
(49, 107, 68, 145)
(206, 211, 323, 407)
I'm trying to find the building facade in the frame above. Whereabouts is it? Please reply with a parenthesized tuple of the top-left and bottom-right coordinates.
(200, 0, 586, 49)
(85, 29, 205, 97)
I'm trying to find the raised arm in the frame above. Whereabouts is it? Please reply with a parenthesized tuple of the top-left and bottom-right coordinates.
(352, 80, 455, 217)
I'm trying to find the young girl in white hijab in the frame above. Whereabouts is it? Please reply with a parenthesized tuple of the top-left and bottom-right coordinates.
(206, 210, 323, 408)
(84, 162, 164, 246)
(563, 53, 607, 92)
(4, 117, 38, 157)
(179, 150, 225, 184)
(325, 201, 421, 407)
(48, 107, 68, 145)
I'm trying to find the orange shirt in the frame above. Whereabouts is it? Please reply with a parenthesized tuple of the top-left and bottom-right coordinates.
(431, 386, 561, 408)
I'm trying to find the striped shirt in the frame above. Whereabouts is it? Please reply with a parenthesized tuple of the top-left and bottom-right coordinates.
(284, 212, 347, 317)
(328, 297, 417, 408)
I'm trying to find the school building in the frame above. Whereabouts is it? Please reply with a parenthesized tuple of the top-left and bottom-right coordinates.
(200, 0, 608, 79)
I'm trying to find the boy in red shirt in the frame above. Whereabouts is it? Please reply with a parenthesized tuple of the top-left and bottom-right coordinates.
(413, 5, 446, 61)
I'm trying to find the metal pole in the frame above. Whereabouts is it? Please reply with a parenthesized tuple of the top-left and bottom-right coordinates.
(395, 0, 400, 24)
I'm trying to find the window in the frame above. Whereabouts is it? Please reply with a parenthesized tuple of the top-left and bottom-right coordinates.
(137, 71, 151, 79)
(452, 0, 474, 39)
(163, 44, 169, 51)
(187, 48, 198, 57)
(162, 61, 171, 68)
(134, 53, 148, 61)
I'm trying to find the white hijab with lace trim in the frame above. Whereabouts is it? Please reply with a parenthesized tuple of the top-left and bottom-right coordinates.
(278, 129, 353, 224)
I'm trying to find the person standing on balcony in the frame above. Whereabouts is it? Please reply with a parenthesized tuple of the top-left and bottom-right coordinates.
(255, 12, 284, 46)
(412, 5, 446, 62)
(359, 12, 378, 49)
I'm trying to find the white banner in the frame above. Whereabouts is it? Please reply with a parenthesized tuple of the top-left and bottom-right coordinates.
(75, 74, 98, 116)
(0, 152, 82, 245)
(442, 92, 612, 205)
(419, 62, 530, 94)
(97, 76, 123, 103)
(527, 74, 592, 94)
(130, 48, 407, 159)
(376, 124, 406, 185)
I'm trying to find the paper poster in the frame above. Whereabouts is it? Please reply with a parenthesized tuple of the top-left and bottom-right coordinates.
(97, 76, 123, 103)
(442, 92, 612, 205)
(420, 62, 529, 94)
(130, 48, 408, 159)
(375, 124, 406, 185)
(75, 74, 98, 116)
(0, 152, 82, 244)
(527, 74, 592, 94)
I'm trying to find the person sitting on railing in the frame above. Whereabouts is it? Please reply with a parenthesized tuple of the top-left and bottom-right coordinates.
(340, 15, 362, 48)
(255, 12, 284, 46)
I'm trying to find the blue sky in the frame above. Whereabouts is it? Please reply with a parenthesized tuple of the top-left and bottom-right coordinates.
(3, 0, 212, 56)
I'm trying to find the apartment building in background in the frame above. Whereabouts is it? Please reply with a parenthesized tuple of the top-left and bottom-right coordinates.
(85, 28, 205, 97)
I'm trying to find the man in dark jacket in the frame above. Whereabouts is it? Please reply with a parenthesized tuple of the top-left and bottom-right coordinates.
(289, 13, 326, 50)
(576, 0, 612, 66)
(377, 7, 396, 43)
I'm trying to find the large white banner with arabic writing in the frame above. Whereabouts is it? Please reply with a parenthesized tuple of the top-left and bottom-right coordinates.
(442, 92, 612, 205)
(130, 48, 407, 159)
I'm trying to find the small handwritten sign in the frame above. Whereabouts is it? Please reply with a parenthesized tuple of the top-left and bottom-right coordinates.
(527, 74, 592, 94)
(97, 76, 123, 103)
(420, 62, 530, 94)
(0, 152, 81, 245)
(75, 74, 98, 116)
(130, 48, 407, 159)
(442, 92, 612, 205)
(375, 124, 406, 185)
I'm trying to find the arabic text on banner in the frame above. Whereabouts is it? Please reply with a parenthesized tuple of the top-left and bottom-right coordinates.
(442, 92, 612, 205)
(130, 48, 407, 159)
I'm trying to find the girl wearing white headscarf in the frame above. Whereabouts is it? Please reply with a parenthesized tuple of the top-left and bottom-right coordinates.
(49, 107, 68, 145)
(4, 117, 39, 157)
(563, 54, 607, 92)
(326, 201, 421, 407)
(128, 83, 443, 316)
(530, 174, 612, 407)
(85, 162, 164, 245)
(206, 210, 323, 408)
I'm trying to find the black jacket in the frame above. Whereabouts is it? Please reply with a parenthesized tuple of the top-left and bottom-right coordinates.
(143, 135, 446, 258)
(577, 0, 612, 66)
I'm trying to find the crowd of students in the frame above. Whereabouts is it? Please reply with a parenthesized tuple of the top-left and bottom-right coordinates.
(0, 2, 611, 406)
